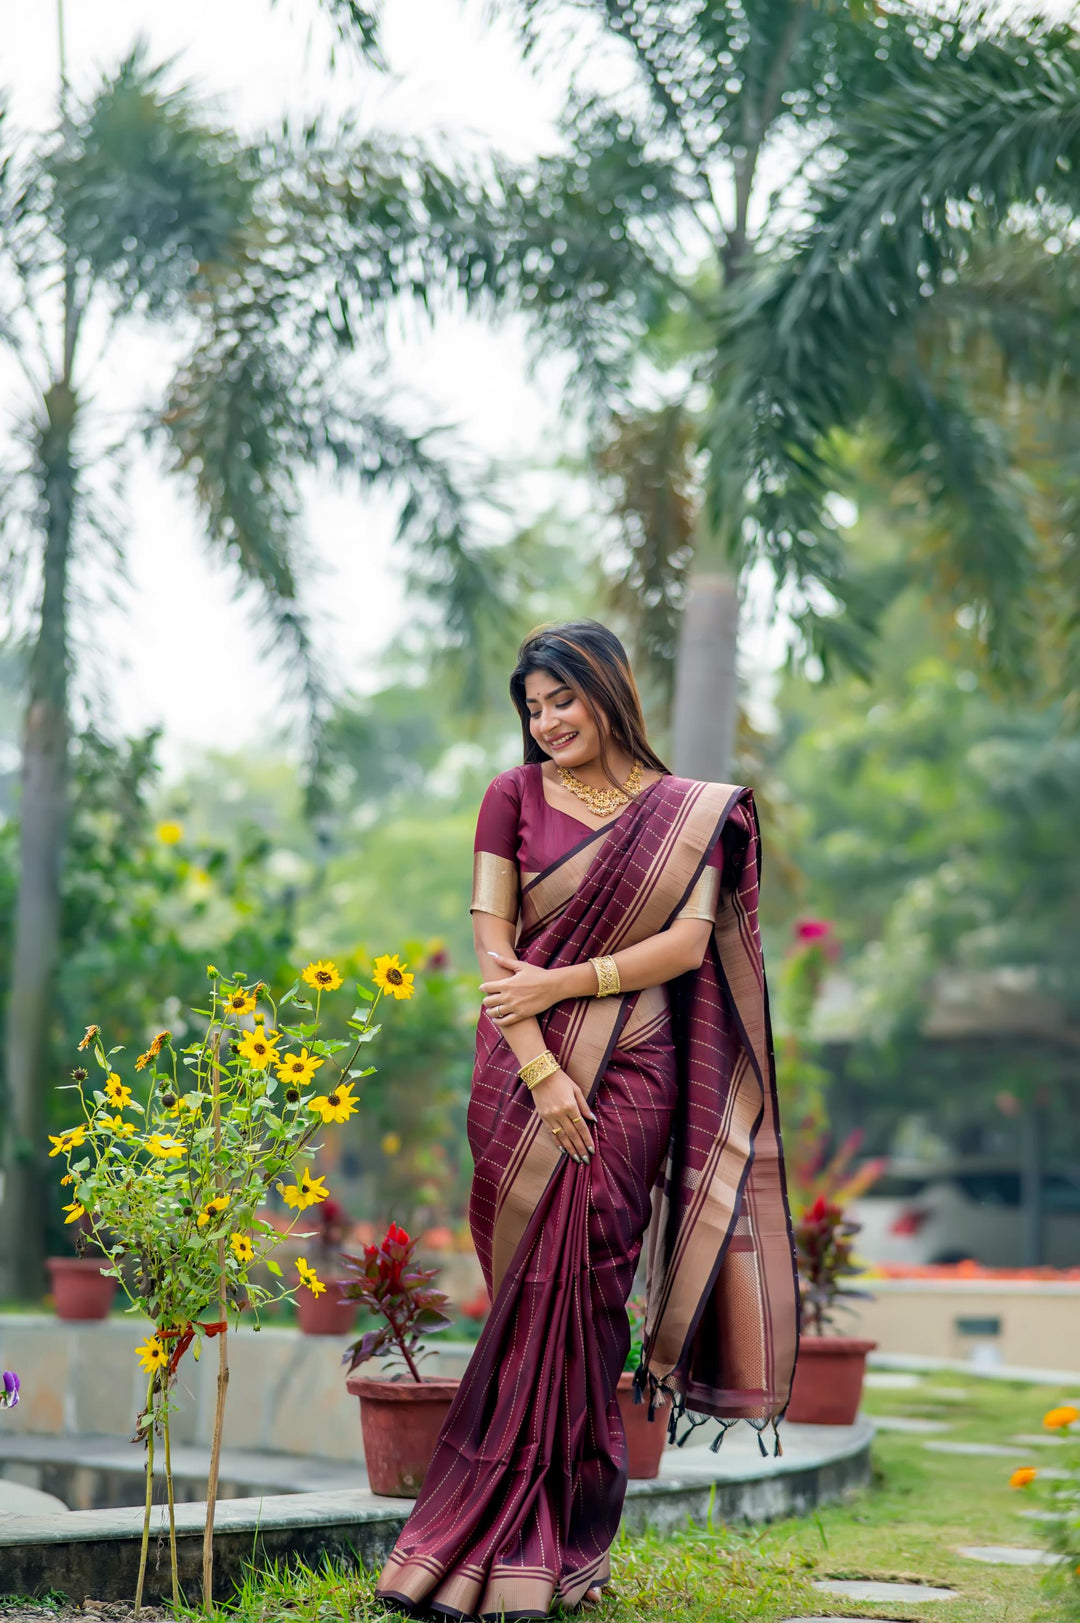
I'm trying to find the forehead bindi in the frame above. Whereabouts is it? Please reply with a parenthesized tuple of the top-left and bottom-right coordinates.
(524, 675, 573, 707)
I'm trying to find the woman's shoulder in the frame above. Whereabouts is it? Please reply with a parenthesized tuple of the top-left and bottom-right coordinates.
(659, 773, 747, 799)
(480, 763, 533, 804)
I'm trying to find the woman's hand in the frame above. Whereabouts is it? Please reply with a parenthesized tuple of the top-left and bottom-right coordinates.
(529, 1068, 596, 1162)
(480, 951, 564, 1025)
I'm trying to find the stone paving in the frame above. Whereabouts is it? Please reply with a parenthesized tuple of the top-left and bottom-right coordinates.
(957, 1544, 1058, 1565)
(813, 1577, 958, 1601)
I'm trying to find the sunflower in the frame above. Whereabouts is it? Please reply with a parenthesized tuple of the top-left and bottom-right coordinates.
(278, 1168, 330, 1211)
(373, 954, 415, 1001)
(302, 960, 343, 993)
(156, 820, 183, 845)
(230, 1234, 255, 1264)
(148, 1030, 171, 1058)
(100, 1112, 136, 1139)
(236, 1027, 282, 1071)
(134, 1049, 152, 1072)
(308, 1080, 357, 1125)
(296, 1258, 326, 1297)
(146, 1134, 185, 1159)
(136, 1336, 169, 1374)
(223, 984, 258, 1017)
(275, 1048, 324, 1089)
(104, 1074, 132, 1109)
(62, 1201, 86, 1225)
(77, 1025, 100, 1051)
(48, 1125, 87, 1158)
(196, 1195, 231, 1228)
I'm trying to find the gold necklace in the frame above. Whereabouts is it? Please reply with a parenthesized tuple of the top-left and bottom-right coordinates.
(557, 760, 643, 818)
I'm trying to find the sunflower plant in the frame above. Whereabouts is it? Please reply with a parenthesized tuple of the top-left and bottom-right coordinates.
(49, 952, 413, 1612)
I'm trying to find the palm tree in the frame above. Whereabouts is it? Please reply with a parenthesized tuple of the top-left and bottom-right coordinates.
(473, 1, 1080, 771)
(0, 46, 511, 1296)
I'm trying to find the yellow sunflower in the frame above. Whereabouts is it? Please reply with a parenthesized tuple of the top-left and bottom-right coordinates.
(48, 1125, 87, 1158)
(62, 1201, 86, 1225)
(77, 1025, 100, 1051)
(100, 1112, 136, 1139)
(302, 960, 343, 993)
(230, 1234, 255, 1264)
(275, 1048, 324, 1088)
(373, 954, 415, 1001)
(237, 1027, 282, 1071)
(146, 1134, 185, 1160)
(296, 1258, 326, 1297)
(136, 1336, 169, 1374)
(278, 1168, 330, 1211)
(196, 1195, 231, 1228)
(156, 820, 183, 845)
(223, 985, 258, 1017)
(104, 1074, 132, 1109)
(308, 1080, 357, 1125)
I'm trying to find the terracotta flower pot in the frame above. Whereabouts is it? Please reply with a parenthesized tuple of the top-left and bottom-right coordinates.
(347, 1374, 459, 1497)
(46, 1257, 117, 1321)
(616, 1372, 668, 1479)
(785, 1334, 877, 1425)
(295, 1278, 359, 1336)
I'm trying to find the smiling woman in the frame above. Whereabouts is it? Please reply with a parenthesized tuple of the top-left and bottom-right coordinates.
(375, 620, 799, 1622)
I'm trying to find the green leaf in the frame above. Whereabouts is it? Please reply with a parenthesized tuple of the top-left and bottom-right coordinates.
(266, 1259, 282, 1277)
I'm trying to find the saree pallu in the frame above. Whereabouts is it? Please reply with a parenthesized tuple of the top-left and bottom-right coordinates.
(376, 777, 799, 1621)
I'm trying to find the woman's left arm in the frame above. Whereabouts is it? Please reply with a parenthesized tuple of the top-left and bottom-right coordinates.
(479, 918, 713, 1027)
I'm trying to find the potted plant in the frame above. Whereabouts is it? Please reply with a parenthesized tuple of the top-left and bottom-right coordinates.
(785, 1195, 877, 1425)
(47, 1209, 117, 1321)
(294, 1197, 359, 1336)
(618, 1295, 668, 1479)
(342, 1222, 457, 1497)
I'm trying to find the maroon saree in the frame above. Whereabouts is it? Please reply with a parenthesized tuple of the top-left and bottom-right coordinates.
(376, 773, 798, 1620)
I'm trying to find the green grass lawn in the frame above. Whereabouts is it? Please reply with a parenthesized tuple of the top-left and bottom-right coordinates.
(188, 1372, 1077, 1623)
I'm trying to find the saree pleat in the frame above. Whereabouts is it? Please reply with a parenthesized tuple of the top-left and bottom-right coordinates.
(376, 776, 798, 1618)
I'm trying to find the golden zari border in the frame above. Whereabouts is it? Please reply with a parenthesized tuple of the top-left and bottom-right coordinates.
(674, 864, 721, 922)
(470, 850, 519, 923)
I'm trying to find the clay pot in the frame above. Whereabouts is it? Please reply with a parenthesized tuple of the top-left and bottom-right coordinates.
(616, 1372, 668, 1479)
(295, 1278, 359, 1336)
(785, 1334, 877, 1425)
(46, 1257, 117, 1321)
(347, 1374, 459, 1497)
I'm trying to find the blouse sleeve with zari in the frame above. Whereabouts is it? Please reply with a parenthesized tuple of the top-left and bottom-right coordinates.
(470, 771, 522, 923)
(674, 836, 724, 923)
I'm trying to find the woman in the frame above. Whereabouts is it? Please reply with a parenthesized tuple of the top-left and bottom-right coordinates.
(376, 620, 798, 1620)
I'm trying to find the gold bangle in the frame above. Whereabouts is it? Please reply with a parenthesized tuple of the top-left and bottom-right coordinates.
(519, 1050, 559, 1091)
(590, 955, 621, 998)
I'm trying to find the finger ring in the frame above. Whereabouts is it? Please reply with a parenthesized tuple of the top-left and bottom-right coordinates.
(570, 1115, 583, 1124)
(551, 1125, 564, 1136)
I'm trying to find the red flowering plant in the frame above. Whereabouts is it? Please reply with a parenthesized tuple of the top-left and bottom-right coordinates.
(795, 1195, 873, 1336)
(340, 1222, 455, 1381)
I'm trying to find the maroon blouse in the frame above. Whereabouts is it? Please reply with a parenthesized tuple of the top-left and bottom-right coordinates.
(471, 763, 722, 926)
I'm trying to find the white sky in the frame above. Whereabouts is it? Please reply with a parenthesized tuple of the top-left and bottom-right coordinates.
(1, 0, 798, 770)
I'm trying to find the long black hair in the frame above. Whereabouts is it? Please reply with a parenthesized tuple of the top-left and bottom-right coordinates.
(510, 620, 670, 790)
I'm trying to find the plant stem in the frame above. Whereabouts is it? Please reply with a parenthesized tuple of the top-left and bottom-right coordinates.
(202, 1035, 229, 1605)
(134, 1374, 156, 1615)
(163, 1398, 179, 1608)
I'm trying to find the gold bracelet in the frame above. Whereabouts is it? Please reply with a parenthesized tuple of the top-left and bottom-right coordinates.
(590, 954, 621, 998)
(518, 1050, 559, 1091)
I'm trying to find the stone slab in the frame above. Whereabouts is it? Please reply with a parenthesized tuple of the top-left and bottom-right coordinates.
(958, 1545, 1057, 1566)
(924, 1440, 1035, 1458)
(863, 1371, 921, 1390)
(814, 1578, 958, 1601)
(0, 1419, 872, 1603)
(1010, 1433, 1066, 1447)
(870, 1415, 951, 1434)
(0, 1482, 67, 1519)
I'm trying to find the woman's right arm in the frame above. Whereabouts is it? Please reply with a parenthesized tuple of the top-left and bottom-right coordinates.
(472, 909, 596, 1163)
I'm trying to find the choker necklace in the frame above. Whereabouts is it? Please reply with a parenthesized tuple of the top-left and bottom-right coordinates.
(557, 760, 643, 818)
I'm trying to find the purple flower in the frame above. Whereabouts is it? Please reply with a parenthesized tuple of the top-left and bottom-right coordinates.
(1, 1371, 19, 1409)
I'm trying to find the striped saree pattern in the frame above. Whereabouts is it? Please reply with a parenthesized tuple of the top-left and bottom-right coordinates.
(376, 776, 798, 1620)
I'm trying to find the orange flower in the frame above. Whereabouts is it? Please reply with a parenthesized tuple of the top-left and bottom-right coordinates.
(1043, 1405, 1079, 1430)
(1009, 1467, 1038, 1488)
(148, 1030, 171, 1058)
(78, 1025, 100, 1051)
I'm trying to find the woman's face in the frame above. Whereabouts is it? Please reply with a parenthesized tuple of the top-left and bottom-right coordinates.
(523, 669, 606, 769)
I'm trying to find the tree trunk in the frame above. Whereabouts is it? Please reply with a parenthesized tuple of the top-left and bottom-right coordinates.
(671, 572, 739, 782)
(0, 382, 77, 1299)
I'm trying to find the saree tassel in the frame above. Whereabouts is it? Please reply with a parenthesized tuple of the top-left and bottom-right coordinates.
(631, 1363, 648, 1407)
(675, 1411, 710, 1448)
(772, 1419, 783, 1458)
(756, 1430, 769, 1458)
(709, 1419, 736, 1454)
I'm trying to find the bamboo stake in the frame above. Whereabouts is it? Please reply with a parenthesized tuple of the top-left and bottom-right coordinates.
(163, 1403, 179, 1608)
(134, 1375, 156, 1616)
(202, 1036, 229, 1605)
